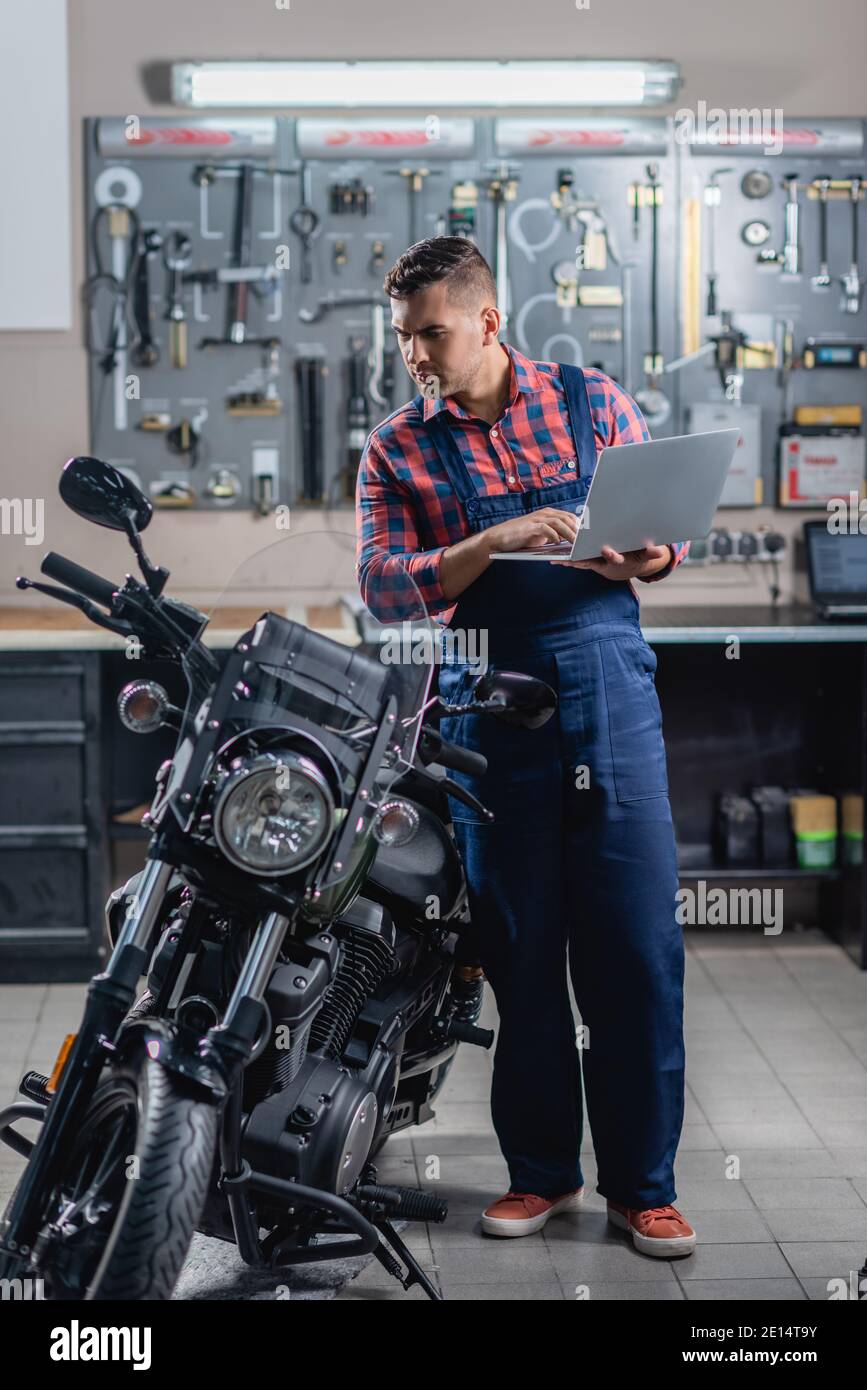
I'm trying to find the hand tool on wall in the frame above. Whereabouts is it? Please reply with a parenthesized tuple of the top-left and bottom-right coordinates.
(185, 264, 280, 291)
(368, 239, 387, 276)
(367, 303, 396, 409)
(162, 230, 192, 368)
(334, 334, 371, 503)
(226, 162, 255, 343)
(628, 181, 642, 241)
(508, 194, 562, 265)
(329, 178, 374, 215)
(290, 162, 321, 285)
(710, 312, 749, 403)
(151, 479, 197, 508)
(130, 228, 163, 367)
(295, 356, 327, 502)
(137, 411, 170, 432)
(776, 316, 795, 393)
(620, 261, 638, 394)
(634, 163, 671, 428)
(754, 174, 802, 272)
(206, 468, 242, 503)
(703, 167, 733, 316)
(550, 172, 617, 273)
(296, 292, 393, 423)
(483, 162, 520, 330)
(513, 289, 579, 362)
(193, 159, 278, 246)
(252, 446, 279, 516)
(447, 181, 478, 240)
(166, 416, 201, 466)
(577, 202, 616, 273)
(741, 219, 771, 248)
(386, 166, 443, 246)
(550, 169, 581, 233)
(662, 312, 776, 407)
(781, 173, 802, 276)
(682, 195, 702, 358)
(644, 184, 770, 417)
(193, 163, 283, 349)
(811, 175, 833, 289)
(741, 168, 773, 200)
(840, 174, 864, 315)
(298, 291, 389, 325)
(551, 259, 579, 309)
(84, 195, 141, 433)
(381, 347, 396, 404)
(226, 338, 284, 415)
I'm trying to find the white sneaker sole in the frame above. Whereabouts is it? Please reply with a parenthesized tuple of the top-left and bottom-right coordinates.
(607, 1206, 696, 1257)
(481, 1187, 585, 1238)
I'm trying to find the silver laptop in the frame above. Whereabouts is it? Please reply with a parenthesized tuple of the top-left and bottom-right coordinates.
(490, 428, 742, 561)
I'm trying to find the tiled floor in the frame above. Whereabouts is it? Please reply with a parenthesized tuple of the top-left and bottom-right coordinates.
(3, 928, 867, 1302)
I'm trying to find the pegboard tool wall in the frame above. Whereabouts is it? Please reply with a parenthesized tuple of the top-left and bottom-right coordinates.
(85, 115, 866, 518)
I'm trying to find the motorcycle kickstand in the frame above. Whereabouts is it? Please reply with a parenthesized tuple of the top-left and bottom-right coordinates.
(371, 1218, 443, 1300)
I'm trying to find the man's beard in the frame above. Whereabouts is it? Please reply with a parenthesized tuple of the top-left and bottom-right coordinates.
(447, 346, 486, 398)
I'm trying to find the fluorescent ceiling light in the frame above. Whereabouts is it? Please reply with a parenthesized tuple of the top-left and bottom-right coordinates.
(171, 60, 681, 109)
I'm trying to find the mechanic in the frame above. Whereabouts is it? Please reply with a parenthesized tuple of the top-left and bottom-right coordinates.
(355, 236, 696, 1258)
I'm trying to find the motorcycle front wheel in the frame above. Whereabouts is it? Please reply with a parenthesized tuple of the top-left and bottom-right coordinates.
(2, 1040, 218, 1300)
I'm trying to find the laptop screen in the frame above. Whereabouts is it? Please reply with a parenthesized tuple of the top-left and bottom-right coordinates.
(805, 523, 867, 597)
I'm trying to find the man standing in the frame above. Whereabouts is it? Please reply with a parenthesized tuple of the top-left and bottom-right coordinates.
(356, 236, 695, 1258)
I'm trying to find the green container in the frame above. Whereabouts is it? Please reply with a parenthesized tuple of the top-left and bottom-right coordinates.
(842, 829, 863, 868)
(794, 829, 837, 869)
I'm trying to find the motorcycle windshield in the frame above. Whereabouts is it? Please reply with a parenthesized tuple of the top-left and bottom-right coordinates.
(174, 529, 439, 800)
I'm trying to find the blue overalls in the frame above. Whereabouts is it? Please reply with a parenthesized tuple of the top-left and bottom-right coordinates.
(418, 363, 685, 1208)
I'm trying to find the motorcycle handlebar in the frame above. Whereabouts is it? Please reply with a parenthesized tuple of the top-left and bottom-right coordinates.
(41, 552, 120, 609)
(419, 725, 488, 778)
(438, 740, 488, 778)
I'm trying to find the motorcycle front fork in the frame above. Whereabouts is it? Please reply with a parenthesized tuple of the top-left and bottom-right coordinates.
(0, 858, 175, 1264)
(1, 867, 297, 1267)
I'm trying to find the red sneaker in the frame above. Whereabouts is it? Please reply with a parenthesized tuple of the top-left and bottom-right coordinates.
(481, 1187, 584, 1238)
(607, 1201, 696, 1257)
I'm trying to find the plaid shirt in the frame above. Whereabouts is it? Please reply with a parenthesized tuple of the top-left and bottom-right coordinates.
(356, 342, 689, 624)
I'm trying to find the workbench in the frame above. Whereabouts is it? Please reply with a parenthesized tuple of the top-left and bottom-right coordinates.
(1, 601, 864, 979)
(641, 603, 867, 971)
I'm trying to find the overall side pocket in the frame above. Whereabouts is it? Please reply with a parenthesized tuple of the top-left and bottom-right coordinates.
(599, 633, 670, 804)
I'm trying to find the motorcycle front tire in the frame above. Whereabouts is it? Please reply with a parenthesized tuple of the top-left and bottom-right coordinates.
(3, 1041, 218, 1301)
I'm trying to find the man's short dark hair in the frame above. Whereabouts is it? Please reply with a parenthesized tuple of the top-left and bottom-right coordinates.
(383, 236, 497, 309)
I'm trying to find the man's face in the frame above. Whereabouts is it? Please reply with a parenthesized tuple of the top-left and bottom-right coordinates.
(390, 281, 494, 398)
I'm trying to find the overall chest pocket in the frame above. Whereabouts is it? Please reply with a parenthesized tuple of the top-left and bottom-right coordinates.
(598, 634, 669, 803)
(538, 451, 579, 483)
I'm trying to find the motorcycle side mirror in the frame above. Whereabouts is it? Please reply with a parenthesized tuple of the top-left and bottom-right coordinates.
(59, 456, 169, 597)
(469, 669, 557, 729)
(59, 455, 153, 533)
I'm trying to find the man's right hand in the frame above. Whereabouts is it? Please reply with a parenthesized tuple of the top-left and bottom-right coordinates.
(486, 507, 580, 554)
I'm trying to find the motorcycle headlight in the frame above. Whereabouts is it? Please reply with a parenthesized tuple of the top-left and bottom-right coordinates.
(213, 752, 335, 876)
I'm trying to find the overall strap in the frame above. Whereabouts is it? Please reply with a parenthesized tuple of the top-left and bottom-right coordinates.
(412, 365, 597, 518)
(558, 364, 598, 480)
(411, 394, 481, 513)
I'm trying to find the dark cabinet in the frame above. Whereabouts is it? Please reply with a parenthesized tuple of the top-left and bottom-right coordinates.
(0, 654, 106, 981)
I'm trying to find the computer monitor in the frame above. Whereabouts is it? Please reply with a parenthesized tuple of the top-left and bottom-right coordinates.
(804, 519, 867, 605)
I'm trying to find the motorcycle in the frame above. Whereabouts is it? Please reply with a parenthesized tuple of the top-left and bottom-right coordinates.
(0, 456, 556, 1301)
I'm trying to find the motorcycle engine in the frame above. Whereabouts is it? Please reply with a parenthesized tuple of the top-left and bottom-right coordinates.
(242, 896, 399, 1195)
